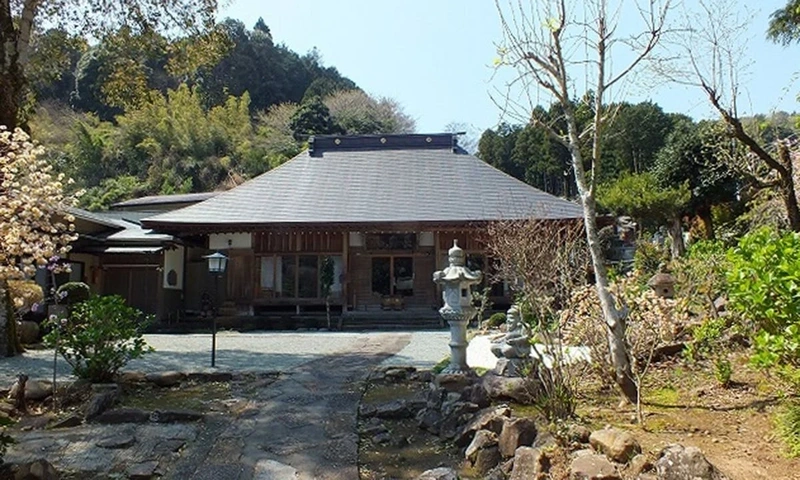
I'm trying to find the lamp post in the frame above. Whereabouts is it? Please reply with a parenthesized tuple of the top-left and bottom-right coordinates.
(204, 251, 228, 367)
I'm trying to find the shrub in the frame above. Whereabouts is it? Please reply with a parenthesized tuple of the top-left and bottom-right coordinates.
(563, 273, 691, 381)
(486, 312, 507, 328)
(727, 227, 800, 390)
(633, 239, 669, 277)
(673, 240, 729, 316)
(56, 282, 91, 306)
(777, 402, 800, 457)
(43, 295, 153, 383)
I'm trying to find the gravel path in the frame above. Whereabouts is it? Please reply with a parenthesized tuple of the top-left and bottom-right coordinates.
(0, 331, 451, 385)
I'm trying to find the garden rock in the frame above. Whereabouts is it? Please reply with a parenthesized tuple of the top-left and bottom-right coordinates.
(570, 453, 621, 480)
(654, 444, 728, 480)
(117, 371, 146, 383)
(589, 427, 641, 463)
(17, 414, 53, 430)
(384, 366, 414, 381)
(97, 433, 136, 449)
(567, 424, 592, 444)
(12, 458, 58, 480)
(84, 390, 119, 421)
(465, 429, 498, 463)
(434, 373, 476, 393)
(10, 380, 51, 401)
(17, 321, 39, 345)
(372, 432, 392, 444)
(474, 445, 502, 475)
(510, 446, 549, 480)
(416, 467, 459, 480)
(150, 409, 203, 423)
(186, 371, 234, 382)
(145, 371, 184, 387)
(416, 408, 442, 433)
(254, 459, 299, 479)
(94, 407, 150, 424)
(456, 405, 510, 447)
(498, 417, 537, 458)
(463, 383, 491, 408)
(628, 453, 652, 477)
(127, 460, 159, 480)
(481, 372, 531, 404)
(50, 414, 82, 429)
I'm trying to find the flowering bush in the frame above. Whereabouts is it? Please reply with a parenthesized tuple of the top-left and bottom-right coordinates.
(1, 127, 81, 355)
(8, 280, 43, 315)
(43, 295, 153, 383)
(562, 273, 691, 381)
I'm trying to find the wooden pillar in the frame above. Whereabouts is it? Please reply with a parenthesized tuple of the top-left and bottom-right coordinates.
(342, 231, 349, 311)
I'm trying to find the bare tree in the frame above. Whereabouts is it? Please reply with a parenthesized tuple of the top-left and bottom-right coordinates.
(483, 218, 590, 419)
(493, 0, 671, 403)
(660, 0, 800, 231)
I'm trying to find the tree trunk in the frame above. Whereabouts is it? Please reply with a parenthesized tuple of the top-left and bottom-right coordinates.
(696, 205, 715, 240)
(668, 217, 686, 258)
(0, 279, 21, 357)
(0, 0, 22, 130)
(580, 193, 639, 404)
(778, 143, 800, 232)
(561, 98, 638, 404)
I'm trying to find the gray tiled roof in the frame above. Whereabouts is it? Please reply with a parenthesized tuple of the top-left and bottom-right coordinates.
(143, 148, 583, 229)
(111, 192, 218, 208)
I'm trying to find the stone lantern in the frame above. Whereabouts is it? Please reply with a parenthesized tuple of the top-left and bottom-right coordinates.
(433, 240, 482, 374)
(648, 265, 676, 299)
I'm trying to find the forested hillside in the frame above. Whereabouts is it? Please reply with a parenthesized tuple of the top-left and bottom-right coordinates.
(477, 100, 799, 241)
(26, 19, 415, 210)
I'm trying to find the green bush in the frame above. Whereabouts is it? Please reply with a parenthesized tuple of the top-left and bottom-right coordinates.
(727, 227, 800, 389)
(486, 312, 507, 328)
(633, 239, 669, 277)
(43, 295, 153, 383)
(56, 282, 91, 305)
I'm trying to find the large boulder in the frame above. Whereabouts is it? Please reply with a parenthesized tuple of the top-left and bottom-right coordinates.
(654, 444, 728, 480)
(84, 390, 120, 421)
(481, 372, 532, 404)
(510, 446, 549, 480)
(434, 373, 477, 393)
(9, 380, 52, 401)
(145, 371, 184, 387)
(93, 407, 150, 424)
(498, 417, 538, 458)
(465, 429, 498, 463)
(416, 467, 459, 480)
(473, 446, 502, 475)
(589, 427, 641, 463)
(455, 405, 511, 447)
(462, 383, 491, 408)
(374, 400, 416, 419)
(570, 454, 621, 480)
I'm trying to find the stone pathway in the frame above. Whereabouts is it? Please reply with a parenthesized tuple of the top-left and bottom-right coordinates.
(165, 333, 413, 480)
(2, 331, 449, 479)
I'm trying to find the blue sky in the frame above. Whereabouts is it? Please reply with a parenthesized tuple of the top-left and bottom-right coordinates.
(220, 0, 799, 134)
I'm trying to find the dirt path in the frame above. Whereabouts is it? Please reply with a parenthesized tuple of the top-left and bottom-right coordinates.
(165, 333, 413, 480)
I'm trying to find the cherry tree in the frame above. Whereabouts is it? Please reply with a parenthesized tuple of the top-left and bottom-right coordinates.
(1, 126, 80, 355)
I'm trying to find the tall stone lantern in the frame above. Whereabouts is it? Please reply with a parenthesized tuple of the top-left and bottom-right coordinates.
(433, 240, 482, 374)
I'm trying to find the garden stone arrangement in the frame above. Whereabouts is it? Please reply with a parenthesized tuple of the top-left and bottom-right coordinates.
(363, 365, 730, 480)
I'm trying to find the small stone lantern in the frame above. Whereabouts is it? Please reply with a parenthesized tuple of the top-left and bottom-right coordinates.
(433, 240, 482, 374)
(648, 265, 676, 299)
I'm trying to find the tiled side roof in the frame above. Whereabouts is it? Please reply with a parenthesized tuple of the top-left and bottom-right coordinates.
(143, 148, 583, 229)
(110, 192, 218, 208)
